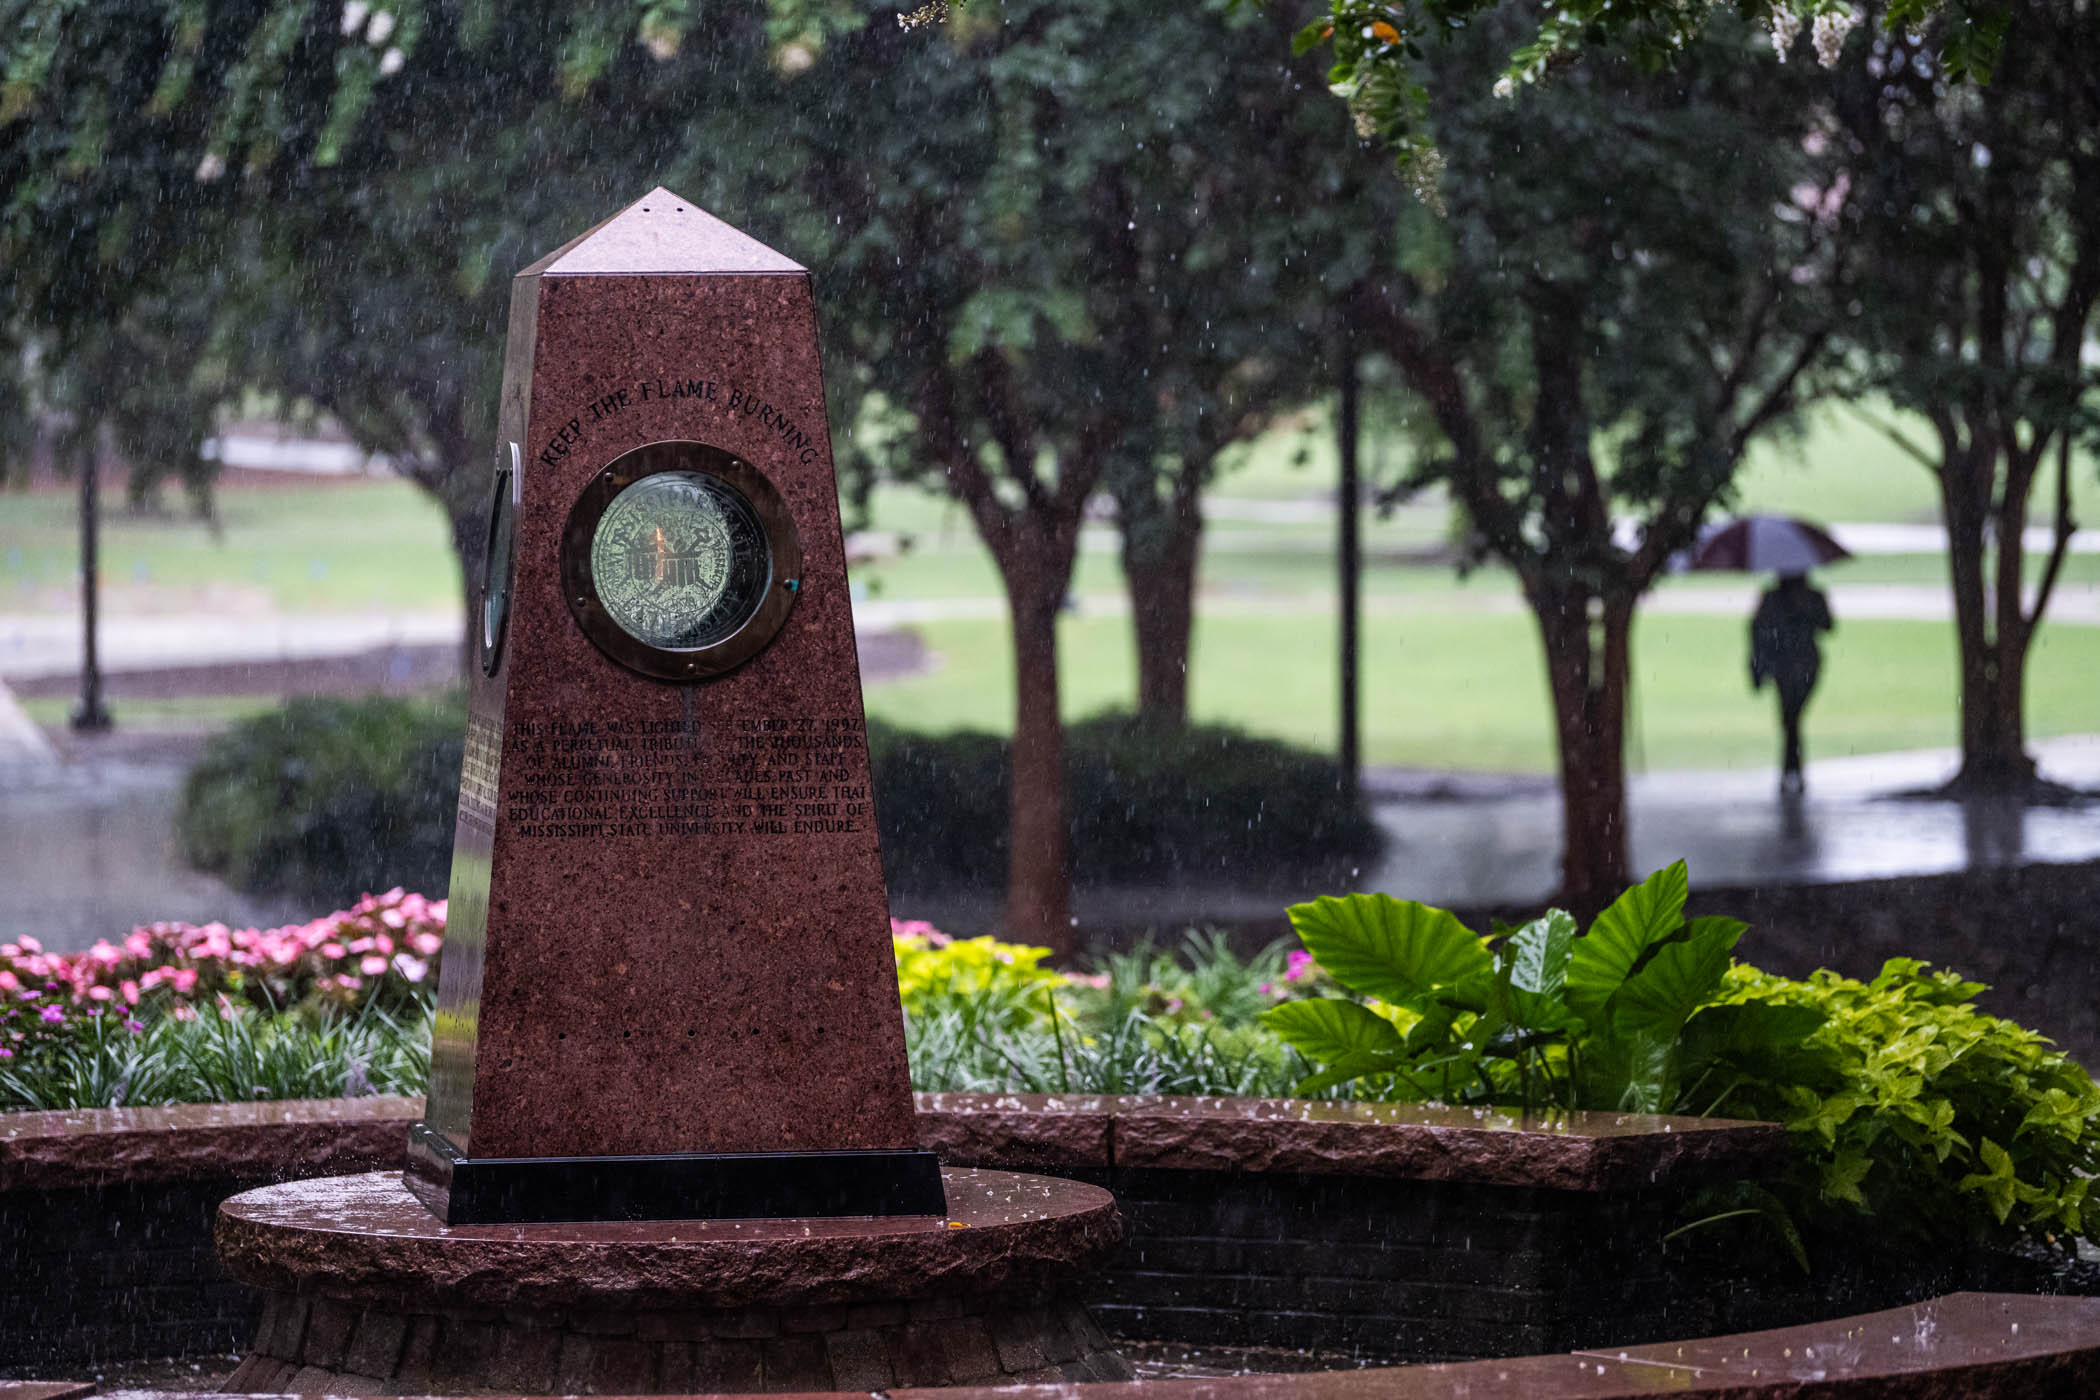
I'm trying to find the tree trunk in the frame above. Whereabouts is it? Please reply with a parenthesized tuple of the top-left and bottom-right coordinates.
(1533, 585, 1633, 914)
(1938, 432, 2039, 793)
(1116, 472, 1202, 725)
(1003, 542, 1074, 955)
(1956, 651, 2034, 791)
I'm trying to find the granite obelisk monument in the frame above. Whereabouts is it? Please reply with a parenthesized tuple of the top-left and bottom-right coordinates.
(212, 193, 1130, 1395)
(406, 188, 942, 1224)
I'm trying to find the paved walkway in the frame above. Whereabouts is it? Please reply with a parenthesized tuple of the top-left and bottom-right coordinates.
(0, 738, 308, 950)
(1361, 734, 2100, 910)
(0, 611, 464, 680)
(11, 718, 2091, 951)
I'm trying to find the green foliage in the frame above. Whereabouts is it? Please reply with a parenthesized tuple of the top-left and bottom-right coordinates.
(1267, 865, 2100, 1253)
(1262, 863, 1770, 1111)
(908, 1003, 1301, 1100)
(1070, 931, 1304, 1031)
(891, 926, 1064, 1036)
(8, 889, 2094, 1260)
(1299, 0, 2007, 181)
(898, 925, 1315, 1098)
(0, 1000, 428, 1112)
(868, 714, 1383, 890)
(176, 694, 464, 907)
(1706, 960, 2100, 1251)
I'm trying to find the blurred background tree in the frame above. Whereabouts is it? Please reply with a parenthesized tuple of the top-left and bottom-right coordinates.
(1304, 0, 2015, 192)
(1341, 13, 1852, 907)
(1831, 1, 2100, 797)
(782, 0, 1410, 947)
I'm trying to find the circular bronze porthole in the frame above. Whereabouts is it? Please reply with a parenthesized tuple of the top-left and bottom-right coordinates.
(560, 441, 803, 681)
(478, 441, 521, 679)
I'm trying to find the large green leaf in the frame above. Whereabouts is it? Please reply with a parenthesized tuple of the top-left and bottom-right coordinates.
(1506, 987, 1586, 1036)
(1293, 1053, 1410, 1097)
(1610, 916, 1746, 1040)
(1567, 861, 1690, 1019)
(1679, 1000, 1835, 1096)
(1581, 1028, 1678, 1113)
(1489, 911, 1582, 1034)
(1507, 909, 1577, 997)
(1260, 996, 1407, 1062)
(1401, 999, 1463, 1056)
(1286, 894, 1493, 1006)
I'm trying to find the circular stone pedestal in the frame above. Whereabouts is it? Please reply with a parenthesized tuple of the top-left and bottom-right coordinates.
(214, 1167, 1131, 1395)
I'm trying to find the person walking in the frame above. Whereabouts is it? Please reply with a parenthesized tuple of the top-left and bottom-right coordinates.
(1750, 572, 1834, 792)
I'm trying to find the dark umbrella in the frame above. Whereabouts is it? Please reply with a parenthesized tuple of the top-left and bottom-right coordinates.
(1688, 514, 1852, 573)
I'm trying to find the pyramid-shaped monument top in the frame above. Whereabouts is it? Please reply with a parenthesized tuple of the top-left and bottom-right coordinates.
(522, 188, 804, 277)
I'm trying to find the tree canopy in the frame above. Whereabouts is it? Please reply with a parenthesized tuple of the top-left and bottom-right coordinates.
(1301, 0, 2013, 201)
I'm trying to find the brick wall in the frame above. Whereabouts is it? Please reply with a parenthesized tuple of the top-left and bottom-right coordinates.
(1094, 1168, 1670, 1362)
(0, 1178, 263, 1368)
(0, 1094, 1789, 1371)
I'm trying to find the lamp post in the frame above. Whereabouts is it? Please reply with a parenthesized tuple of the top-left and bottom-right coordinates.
(71, 439, 112, 733)
(1337, 334, 1360, 812)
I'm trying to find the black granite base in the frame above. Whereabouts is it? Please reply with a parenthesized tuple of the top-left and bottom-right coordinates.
(404, 1121, 948, 1224)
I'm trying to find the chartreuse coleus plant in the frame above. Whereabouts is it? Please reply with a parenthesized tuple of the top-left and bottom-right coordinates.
(1260, 861, 1816, 1115)
(1703, 959, 2100, 1251)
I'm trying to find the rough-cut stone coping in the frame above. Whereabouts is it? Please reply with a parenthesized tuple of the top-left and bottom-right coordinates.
(0, 1096, 414, 1192)
(215, 1168, 1121, 1311)
(4, 1292, 2092, 1397)
(0, 1092, 1781, 1194)
(919, 1092, 1785, 1189)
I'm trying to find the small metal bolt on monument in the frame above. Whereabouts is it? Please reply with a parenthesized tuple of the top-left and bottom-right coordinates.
(211, 191, 1131, 1395)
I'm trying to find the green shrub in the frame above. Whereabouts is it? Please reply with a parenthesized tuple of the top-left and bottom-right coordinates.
(1069, 930, 1305, 1030)
(867, 724, 1011, 888)
(180, 701, 1375, 904)
(1261, 862, 2100, 1256)
(1706, 959, 2100, 1253)
(870, 712, 1383, 889)
(178, 695, 464, 907)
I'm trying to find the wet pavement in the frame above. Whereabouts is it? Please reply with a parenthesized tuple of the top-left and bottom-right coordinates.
(0, 737, 308, 951)
(1363, 733, 2100, 909)
(9, 725, 2097, 951)
(5, 654, 2096, 950)
(889, 738, 2100, 939)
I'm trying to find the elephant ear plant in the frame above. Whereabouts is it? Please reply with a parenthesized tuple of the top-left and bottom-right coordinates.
(1261, 861, 1826, 1114)
(1263, 861, 2100, 1261)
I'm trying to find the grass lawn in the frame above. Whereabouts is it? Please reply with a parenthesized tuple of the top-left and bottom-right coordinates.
(863, 606, 2100, 774)
(7, 394, 2094, 775)
(0, 478, 459, 613)
(1220, 393, 2088, 526)
(1727, 401, 1948, 525)
(16, 695, 286, 729)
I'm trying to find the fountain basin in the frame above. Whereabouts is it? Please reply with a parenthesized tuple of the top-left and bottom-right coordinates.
(212, 1167, 1130, 1393)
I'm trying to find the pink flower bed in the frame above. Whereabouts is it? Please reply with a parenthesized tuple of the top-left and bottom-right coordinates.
(2, 889, 446, 1053)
